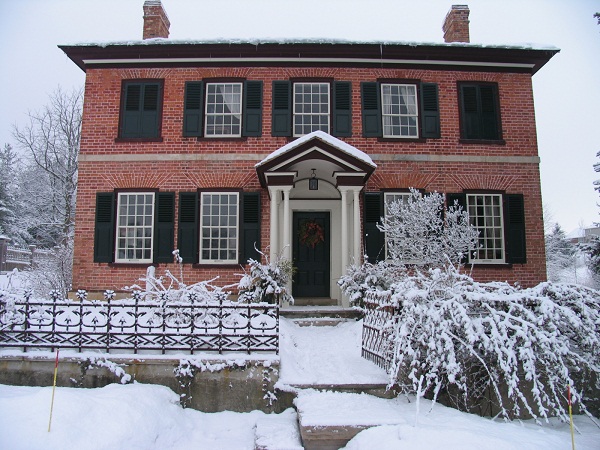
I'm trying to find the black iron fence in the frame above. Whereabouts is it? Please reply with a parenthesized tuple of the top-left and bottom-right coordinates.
(0, 296, 279, 354)
(361, 290, 398, 370)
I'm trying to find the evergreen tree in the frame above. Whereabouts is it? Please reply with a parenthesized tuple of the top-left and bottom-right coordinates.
(545, 223, 576, 282)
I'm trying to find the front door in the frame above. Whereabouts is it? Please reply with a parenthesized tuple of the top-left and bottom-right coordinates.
(293, 212, 330, 298)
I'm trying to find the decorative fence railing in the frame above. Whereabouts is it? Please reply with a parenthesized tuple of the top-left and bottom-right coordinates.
(0, 297, 279, 355)
(361, 290, 398, 371)
(0, 237, 54, 272)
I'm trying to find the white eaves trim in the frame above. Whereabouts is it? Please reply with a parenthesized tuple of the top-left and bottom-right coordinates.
(82, 57, 535, 70)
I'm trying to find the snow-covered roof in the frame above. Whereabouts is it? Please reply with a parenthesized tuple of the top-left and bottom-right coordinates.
(67, 37, 559, 52)
(256, 131, 376, 168)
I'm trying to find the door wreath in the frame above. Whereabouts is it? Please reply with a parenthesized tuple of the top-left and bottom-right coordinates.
(299, 219, 325, 248)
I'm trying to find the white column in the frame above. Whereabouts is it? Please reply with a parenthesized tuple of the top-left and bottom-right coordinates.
(340, 188, 348, 271)
(282, 187, 292, 261)
(269, 187, 279, 261)
(353, 188, 361, 265)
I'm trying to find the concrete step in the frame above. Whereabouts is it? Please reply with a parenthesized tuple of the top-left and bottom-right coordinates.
(294, 390, 403, 450)
(254, 408, 303, 450)
(280, 306, 361, 321)
(293, 297, 338, 307)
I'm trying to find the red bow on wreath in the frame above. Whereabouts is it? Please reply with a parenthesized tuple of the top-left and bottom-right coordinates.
(299, 220, 325, 248)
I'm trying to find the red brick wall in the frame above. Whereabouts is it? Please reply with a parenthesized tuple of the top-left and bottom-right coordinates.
(73, 65, 546, 291)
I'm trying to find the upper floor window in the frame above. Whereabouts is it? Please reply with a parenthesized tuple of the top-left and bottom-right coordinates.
(120, 81, 163, 139)
(272, 81, 351, 137)
(361, 82, 440, 139)
(458, 83, 501, 140)
(381, 84, 419, 138)
(293, 82, 330, 136)
(205, 83, 243, 137)
(183, 80, 262, 138)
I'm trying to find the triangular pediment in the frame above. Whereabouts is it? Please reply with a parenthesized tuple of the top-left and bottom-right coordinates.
(256, 131, 376, 188)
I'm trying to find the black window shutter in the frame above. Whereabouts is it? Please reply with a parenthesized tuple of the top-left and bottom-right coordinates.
(504, 194, 526, 264)
(333, 81, 352, 137)
(272, 81, 292, 136)
(480, 84, 500, 140)
(154, 192, 175, 263)
(242, 80, 263, 137)
(140, 83, 160, 138)
(460, 85, 480, 139)
(178, 192, 198, 263)
(364, 192, 384, 263)
(361, 82, 382, 137)
(446, 193, 469, 263)
(241, 192, 261, 263)
(183, 81, 204, 137)
(420, 83, 440, 138)
(94, 193, 115, 263)
(122, 84, 142, 138)
(446, 192, 466, 211)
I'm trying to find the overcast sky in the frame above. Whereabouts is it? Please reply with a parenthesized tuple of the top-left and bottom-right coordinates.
(0, 0, 598, 233)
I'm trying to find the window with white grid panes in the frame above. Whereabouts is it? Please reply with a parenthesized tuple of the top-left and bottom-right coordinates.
(205, 83, 242, 137)
(293, 83, 330, 136)
(115, 192, 155, 263)
(467, 194, 505, 262)
(381, 84, 418, 138)
(200, 192, 239, 263)
(384, 192, 411, 259)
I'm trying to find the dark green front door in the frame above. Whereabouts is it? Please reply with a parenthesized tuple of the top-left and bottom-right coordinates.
(293, 212, 330, 297)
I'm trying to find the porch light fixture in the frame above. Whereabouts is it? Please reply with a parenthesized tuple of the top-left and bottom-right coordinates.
(309, 169, 318, 190)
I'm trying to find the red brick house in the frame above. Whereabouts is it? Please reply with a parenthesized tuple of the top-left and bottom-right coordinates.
(60, 2, 557, 303)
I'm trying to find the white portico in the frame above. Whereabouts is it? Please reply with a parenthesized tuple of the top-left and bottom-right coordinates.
(256, 131, 376, 305)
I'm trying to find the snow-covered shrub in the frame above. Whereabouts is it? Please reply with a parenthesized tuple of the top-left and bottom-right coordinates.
(338, 259, 405, 307)
(369, 266, 600, 422)
(124, 251, 229, 303)
(125, 265, 227, 304)
(237, 249, 294, 304)
(545, 223, 577, 282)
(378, 188, 478, 268)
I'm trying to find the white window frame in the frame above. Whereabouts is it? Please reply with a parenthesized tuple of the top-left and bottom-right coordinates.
(293, 82, 330, 136)
(199, 192, 240, 264)
(115, 192, 155, 264)
(381, 83, 419, 138)
(204, 82, 243, 137)
(466, 193, 505, 263)
(383, 192, 411, 260)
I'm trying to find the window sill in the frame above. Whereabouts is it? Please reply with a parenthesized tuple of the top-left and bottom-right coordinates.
(459, 139, 506, 146)
(377, 137, 426, 143)
(193, 263, 239, 269)
(114, 137, 163, 143)
(108, 262, 158, 268)
(468, 262, 512, 268)
(195, 137, 248, 142)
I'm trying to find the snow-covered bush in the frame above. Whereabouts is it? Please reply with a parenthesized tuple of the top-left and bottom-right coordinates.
(338, 259, 405, 307)
(237, 249, 294, 304)
(125, 252, 228, 303)
(356, 266, 600, 422)
(378, 188, 478, 268)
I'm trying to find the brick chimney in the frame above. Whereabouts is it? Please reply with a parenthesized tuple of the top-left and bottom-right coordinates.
(143, 0, 170, 40)
(443, 5, 470, 43)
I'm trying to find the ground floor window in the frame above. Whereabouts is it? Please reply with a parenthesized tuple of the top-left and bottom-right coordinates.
(200, 192, 239, 264)
(466, 193, 505, 262)
(115, 192, 155, 263)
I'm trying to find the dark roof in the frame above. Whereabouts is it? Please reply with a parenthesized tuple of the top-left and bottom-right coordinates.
(59, 39, 558, 74)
